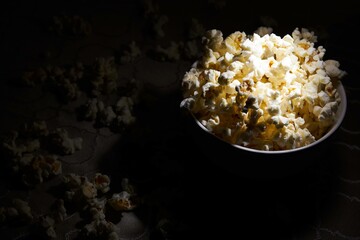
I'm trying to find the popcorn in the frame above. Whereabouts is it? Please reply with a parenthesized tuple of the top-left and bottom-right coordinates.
(188, 18, 205, 39)
(0, 199, 33, 225)
(155, 41, 181, 61)
(47, 128, 83, 155)
(98, 106, 117, 127)
(93, 173, 111, 193)
(53, 199, 67, 222)
(2, 131, 40, 158)
(22, 62, 84, 102)
(119, 41, 142, 64)
(114, 96, 136, 126)
(23, 154, 62, 185)
(108, 191, 136, 211)
(81, 218, 119, 239)
(21, 120, 49, 138)
(89, 57, 119, 96)
(181, 27, 346, 150)
(12, 198, 33, 221)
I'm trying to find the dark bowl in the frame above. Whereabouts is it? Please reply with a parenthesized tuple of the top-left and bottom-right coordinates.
(186, 82, 347, 179)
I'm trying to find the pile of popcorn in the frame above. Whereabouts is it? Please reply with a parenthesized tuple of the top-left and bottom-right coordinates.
(180, 27, 346, 150)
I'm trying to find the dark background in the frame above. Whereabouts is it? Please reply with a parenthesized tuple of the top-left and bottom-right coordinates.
(1, 0, 360, 239)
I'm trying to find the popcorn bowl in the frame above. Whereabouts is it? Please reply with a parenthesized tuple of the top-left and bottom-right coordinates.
(185, 82, 347, 178)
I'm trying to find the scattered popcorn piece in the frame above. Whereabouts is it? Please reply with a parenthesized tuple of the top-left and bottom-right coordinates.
(113, 96, 136, 127)
(22, 154, 62, 185)
(181, 27, 346, 150)
(21, 120, 49, 138)
(121, 178, 136, 195)
(324, 59, 347, 79)
(119, 41, 142, 64)
(22, 62, 84, 102)
(152, 15, 168, 38)
(37, 215, 57, 239)
(98, 106, 117, 127)
(12, 198, 33, 221)
(82, 98, 104, 121)
(52, 199, 67, 222)
(81, 218, 119, 239)
(93, 173, 111, 193)
(89, 57, 119, 96)
(108, 191, 136, 211)
(47, 128, 83, 155)
(154, 41, 181, 61)
(188, 18, 205, 39)
(2, 131, 40, 158)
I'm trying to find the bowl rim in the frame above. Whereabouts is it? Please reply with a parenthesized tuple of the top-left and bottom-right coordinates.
(193, 81, 347, 155)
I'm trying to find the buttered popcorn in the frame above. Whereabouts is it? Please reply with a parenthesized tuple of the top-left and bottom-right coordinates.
(180, 27, 346, 150)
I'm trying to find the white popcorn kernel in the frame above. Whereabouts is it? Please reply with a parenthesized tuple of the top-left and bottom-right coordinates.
(21, 120, 49, 137)
(324, 59, 347, 79)
(319, 102, 338, 121)
(267, 104, 280, 116)
(204, 69, 221, 83)
(153, 15, 168, 38)
(302, 82, 318, 105)
(312, 105, 322, 117)
(121, 178, 136, 195)
(203, 115, 220, 132)
(48, 128, 83, 155)
(218, 71, 235, 85)
(220, 98, 228, 108)
(228, 61, 244, 72)
(224, 52, 234, 63)
(115, 97, 134, 113)
(188, 18, 205, 39)
(270, 116, 289, 128)
(83, 98, 100, 120)
(54, 199, 67, 222)
(46, 226, 57, 239)
(108, 191, 135, 211)
(39, 215, 55, 229)
(108, 232, 120, 240)
(62, 173, 82, 188)
(82, 181, 98, 199)
(12, 198, 33, 221)
(254, 26, 273, 36)
(182, 68, 201, 90)
(89, 207, 105, 220)
(98, 106, 117, 127)
(288, 87, 301, 100)
(90, 57, 119, 96)
(202, 48, 218, 68)
(93, 173, 111, 193)
(155, 41, 181, 61)
(119, 41, 141, 64)
(202, 82, 219, 96)
(203, 29, 223, 52)
(318, 91, 330, 106)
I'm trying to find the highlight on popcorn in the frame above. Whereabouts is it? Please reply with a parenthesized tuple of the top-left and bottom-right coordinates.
(180, 27, 346, 151)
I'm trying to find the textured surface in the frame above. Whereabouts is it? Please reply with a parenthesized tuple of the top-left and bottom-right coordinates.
(1, 0, 360, 239)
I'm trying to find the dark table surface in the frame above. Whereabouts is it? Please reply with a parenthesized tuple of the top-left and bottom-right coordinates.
(1, 0, 360, 239)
